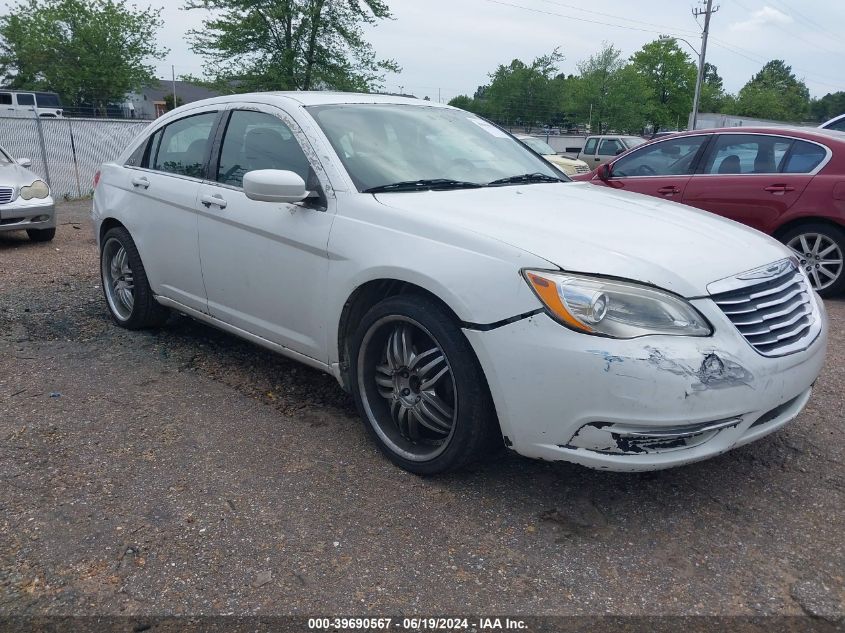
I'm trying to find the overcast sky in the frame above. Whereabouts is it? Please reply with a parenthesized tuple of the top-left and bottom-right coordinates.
(5, 0, 844, 100)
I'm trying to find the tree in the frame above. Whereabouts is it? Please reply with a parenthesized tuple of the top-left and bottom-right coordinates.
(484, 49, 564, 130)
(568, 43, 625, 132)
(183, 0, 400, 92)
(735, 60, 810, 121)
(564, 43, 649, 133)
(0, 0, 167, 111)
(629, 38, 697, 131)
(699, 63, 728, 113)
(809, 91, 845, 123)
(164, 94, 184, 111)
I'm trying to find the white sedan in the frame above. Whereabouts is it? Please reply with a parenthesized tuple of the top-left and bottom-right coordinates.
(0, 144, 55, 241)
(92, 92, 827, 475)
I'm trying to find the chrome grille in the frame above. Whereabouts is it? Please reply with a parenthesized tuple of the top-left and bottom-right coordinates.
(710, 261, 818, 357)
(0, 187, 13, 204)
(575, 165, 590, 174)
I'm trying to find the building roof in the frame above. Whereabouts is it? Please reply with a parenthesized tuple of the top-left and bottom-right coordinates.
(136, 79, 221, 103)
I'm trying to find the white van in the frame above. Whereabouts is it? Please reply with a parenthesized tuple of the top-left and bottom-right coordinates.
(0, 91, 63, 118)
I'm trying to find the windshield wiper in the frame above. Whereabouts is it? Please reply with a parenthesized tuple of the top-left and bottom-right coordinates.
(487, 173, 564, 186)
(363, 179, 484, 194)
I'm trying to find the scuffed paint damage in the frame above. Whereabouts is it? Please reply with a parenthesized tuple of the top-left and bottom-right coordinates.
(587, 346, 754, 393)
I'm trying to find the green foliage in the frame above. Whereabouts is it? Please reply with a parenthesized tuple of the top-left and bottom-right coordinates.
(183, 0, 400, 92)
(735, 60, 810, 121)
(483, 49, 564, 130)
(164, 94, 185, 111)
(809, 91, 845, 123)
(0, 0, 167, 109)
(629, 38, 697, 131)
(565, 43, 648, 133)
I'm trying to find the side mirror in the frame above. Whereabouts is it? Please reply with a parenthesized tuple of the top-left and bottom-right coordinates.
(16, 158, 32, 168)
(596, 163, 612, 181)
(243, 169, 309, 203)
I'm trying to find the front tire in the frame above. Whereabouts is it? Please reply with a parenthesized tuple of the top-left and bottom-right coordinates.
(26, 227, 55, 242)
(100, 226, 169, 329)
(781, 223, 845, 297)
(350, 294, 499, 475)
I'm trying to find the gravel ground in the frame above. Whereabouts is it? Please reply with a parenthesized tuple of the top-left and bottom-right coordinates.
(0, 201, 843, 625)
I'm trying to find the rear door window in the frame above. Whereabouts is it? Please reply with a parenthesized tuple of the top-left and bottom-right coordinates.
(703, 134, 792, 174)
(149, 112, 218, 178)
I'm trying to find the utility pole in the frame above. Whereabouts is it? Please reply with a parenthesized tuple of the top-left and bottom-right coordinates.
(691, 0, 719, 130)
(172, 65, 177, 108)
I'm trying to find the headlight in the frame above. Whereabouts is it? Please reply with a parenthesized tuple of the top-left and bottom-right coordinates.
(523, 269, 712, 338)
(20, 180, 49, 200)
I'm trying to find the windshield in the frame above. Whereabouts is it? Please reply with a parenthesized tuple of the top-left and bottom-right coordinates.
(0, 146, 12, 165)
(520, 137, 556, 155)
(307, 104, 564, 192)
(622, 136, 647, 149)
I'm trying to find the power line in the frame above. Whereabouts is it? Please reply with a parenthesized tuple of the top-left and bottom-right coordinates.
(764, 0, 843, 46)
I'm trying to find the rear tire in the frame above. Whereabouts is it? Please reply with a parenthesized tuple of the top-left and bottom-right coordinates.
(349, 294, 500, 475)
(780, 223, 845, 297)
(26, 227, 55, 242)
(100, 226, 169, 329)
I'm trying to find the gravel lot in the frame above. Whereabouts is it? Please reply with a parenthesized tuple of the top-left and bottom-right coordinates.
(1, 201, 843, 626)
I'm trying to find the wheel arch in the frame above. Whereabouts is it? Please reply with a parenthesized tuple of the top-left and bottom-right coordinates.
(772, 216, 845, 241)
(98, 217, 127, 248)
(336, 278, 464, 392)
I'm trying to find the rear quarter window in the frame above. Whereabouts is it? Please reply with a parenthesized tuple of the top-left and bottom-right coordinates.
(782, 140, 827, 174)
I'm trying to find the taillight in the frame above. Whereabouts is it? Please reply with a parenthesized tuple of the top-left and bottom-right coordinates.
(93, 170, 101, 189)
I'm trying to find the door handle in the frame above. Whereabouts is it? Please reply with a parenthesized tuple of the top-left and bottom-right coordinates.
(764, 184, 795, 194)
(657, 186, 680, 196)
(201, 193, 227, 209)
(131, 176, 149, 189)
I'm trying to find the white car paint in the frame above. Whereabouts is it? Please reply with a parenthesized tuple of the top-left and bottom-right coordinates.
(93, 92, 828, 472)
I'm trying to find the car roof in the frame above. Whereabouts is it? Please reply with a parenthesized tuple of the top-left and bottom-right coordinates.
(668, 126, 845, 146)
(183, 91, 450, 110)
(820, 113, 845, 128)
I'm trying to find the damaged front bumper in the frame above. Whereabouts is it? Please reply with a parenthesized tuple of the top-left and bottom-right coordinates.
(464, 293, 828, 472)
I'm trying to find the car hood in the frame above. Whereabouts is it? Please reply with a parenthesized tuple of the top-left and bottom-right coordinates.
(374, 182, 790, 297)
(0, 162, 39, 189)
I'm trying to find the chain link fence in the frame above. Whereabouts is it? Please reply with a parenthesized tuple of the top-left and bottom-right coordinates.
(0, 116, 151, 199)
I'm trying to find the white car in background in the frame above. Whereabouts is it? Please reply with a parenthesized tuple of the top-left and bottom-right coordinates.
(820, 113, 845, 132)
(514, 134, 591, 176)
(92, 92, 827, 475)
(0, 144, 55, 241)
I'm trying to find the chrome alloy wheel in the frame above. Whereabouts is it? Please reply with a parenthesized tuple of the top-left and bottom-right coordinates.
(101, 237, 135, 321)
(787, 232, 844, 291)
(357, 316, 458, 462)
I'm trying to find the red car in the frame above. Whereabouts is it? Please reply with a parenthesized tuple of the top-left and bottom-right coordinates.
(573, 127, 845, 296)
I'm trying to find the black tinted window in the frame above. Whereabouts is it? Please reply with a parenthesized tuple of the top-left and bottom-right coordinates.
(782, 140, 826, 173)
(826, 118, 845, 132)
(150, 112, 217, 178)
(35, 93, 61, 108)
(612, 136, 708, 177)
(125, 139, 148, 167)
(583, 138, 598, 155)
(216, 110, 310, 188)
(16, 93, 35, 106)
(0, 93, 11, 105)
